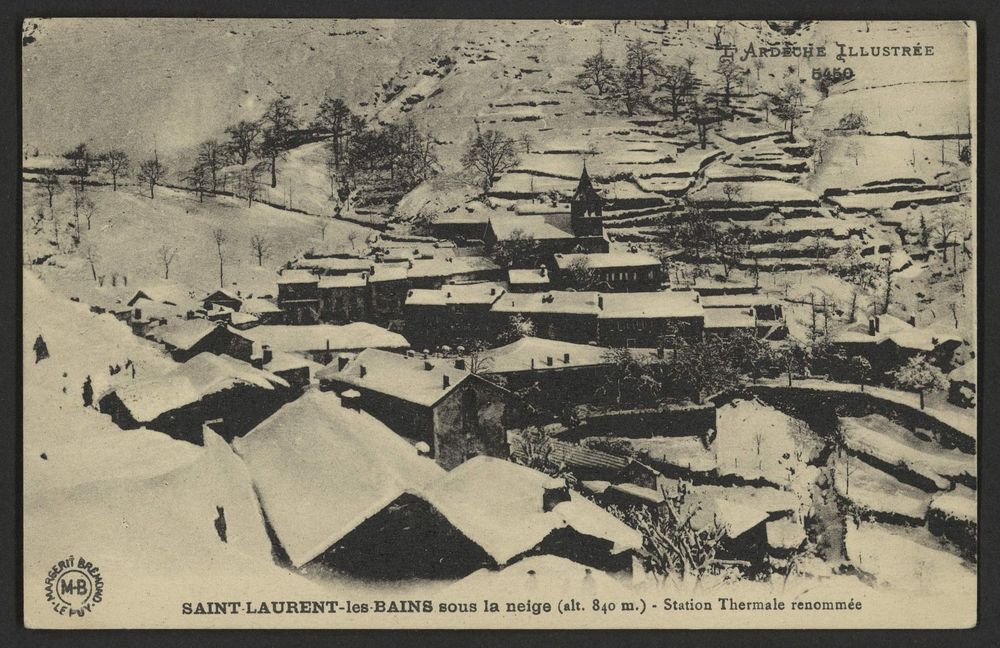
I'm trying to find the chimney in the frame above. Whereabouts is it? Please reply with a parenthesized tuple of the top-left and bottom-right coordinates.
(443, 375, 451, 389)
(540, 265, 547, 277)
(546, 356, 553, 366)
(134, 307, 143, 320)
(359, 365, 367, 378)
(563, 352, 570, 364)
(326, 339, 331, 351)
(542, 484, 571, 512)
(868, 317, 877, 336)
(251, 355, 264, 370)
(455, 358, 466, 370)
(341, 389, 361, 410)
(598, 295, 604, 310)
(875, 316, 881, 333)
(490, 287, 496, 296)
(262, 344, 273, 366)
(530, 358, 535, 370)
(908, 315, 916, 327)
(186, 310, 195, 320)
(425, 360, 434, 371)
(337, 354, 350, 371)
(657, 346, 665, 359)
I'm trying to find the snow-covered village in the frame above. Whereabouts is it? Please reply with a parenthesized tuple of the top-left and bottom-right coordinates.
(22, 19, 977, 629)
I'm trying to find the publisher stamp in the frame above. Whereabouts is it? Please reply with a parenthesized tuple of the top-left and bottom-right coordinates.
(44, 556, 104, 617)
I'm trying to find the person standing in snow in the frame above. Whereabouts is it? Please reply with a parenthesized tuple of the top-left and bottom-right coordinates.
(82, 375, 93, 407)
(33, 334, 49, 363)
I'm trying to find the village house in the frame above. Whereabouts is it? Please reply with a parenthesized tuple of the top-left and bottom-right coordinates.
(251, 344, 322, 391)
(490, 290, 601, 343)
(403, 282, 506, 349)
(508, 267, 551, 292)
(318, 274, 368, 323)
(701, 294, 788, 339)
(316, 348, 510, 469)
(276, 269, 321, 324)
(477, 337, 615, 409)
(99, 352, 291, 443)
(232, 390, 447, 574)
(240, 297, 285, 325)
(202, 289, 242, 312)
(242, 322, 409, 364)
(552, 251, 663, 292)
(146, 318, 255, 363)
(596, 291, 705, 348)
(831, 315, 963, 378)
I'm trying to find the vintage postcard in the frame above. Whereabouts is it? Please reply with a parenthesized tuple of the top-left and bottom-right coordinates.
(22, 19, 977, 629)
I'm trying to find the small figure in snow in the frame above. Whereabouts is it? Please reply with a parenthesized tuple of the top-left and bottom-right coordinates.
(82, 375, 93, 407)
(33, 335, 49, 363)
(213, 505, 228, 543)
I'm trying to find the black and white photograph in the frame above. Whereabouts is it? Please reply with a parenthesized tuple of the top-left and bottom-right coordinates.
(20, 18, 978, 629)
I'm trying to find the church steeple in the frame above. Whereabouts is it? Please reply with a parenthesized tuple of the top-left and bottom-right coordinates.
(570, 163, 603, 236)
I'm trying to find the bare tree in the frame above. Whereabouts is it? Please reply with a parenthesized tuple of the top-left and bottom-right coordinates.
(577, 49, 615, 95)
(196, 139, 228, 191)
(688, 97, 722, 149)
(83, 244, 99, 281)
(212, 228, 226, 288)
(771, 82, 805, 140)
(319, 219, 329, 241)
(721, 182, 743, 205)
(625, 39, 659, 87)
(237, 162, 265, 207)
(103, 149, 130, 191)
(714, 59, 745, 113)
(314, 95, 354, 168)
(225, 120, 261, 165)
(183, 163, 209, 202)
(136, 156, 167, 199)
(931, 210, 959, 265)
(461, 129, 520, 193)
(40, 172, 61, 207)
(250, 233, 271, 266)
(652, 64, 696, 120)
(157, 245, 177, 280)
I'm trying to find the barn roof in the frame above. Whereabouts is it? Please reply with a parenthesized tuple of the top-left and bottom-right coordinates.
(242, 323, 409, 354)
(420, 456, 641, 564)
(233, 390, 444, 567)
(479, 337, 610, 374)
(316, 348, 471, 407)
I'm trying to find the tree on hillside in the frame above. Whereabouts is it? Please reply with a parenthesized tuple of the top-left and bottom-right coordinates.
(261, 97, 299, 139)
(237, 162, 266, 208)
(577, 49, 615, 96)
(64, 143, 92, 192)
(652, 64, 696, 120)
(596, 348, 661, 407)
(656, 205, 716, 266)
(136, 156, 167, 199)
(688, 96, 723, 149)
(563, 256, 602, 290)
(461, 129, 520, 193)
(250, 233, 271, 266)
(183, 163, 209, 202)
(611, 65, 646, 116)
(931, 210, 959, 265)
(257, 128, 286, 189)
(771, 82, 806, 141)
(714, 60, 744, 114)
(196, 139, 228, 191)
(713, 225, 754, 278)
(314, 95, 354, 169)
(211, 228, 227, 289)
(225, 120, 261, 165)
(395, 120, 440, 186)
(665, 334, 742, 403)
(102, 149, 130, 191)
(892, 354, 948, 410)
(625, 39, 659, 87)
(83, 244, 99, 281)
(157, 245, 177, 280)
(39, 172, 61, 207)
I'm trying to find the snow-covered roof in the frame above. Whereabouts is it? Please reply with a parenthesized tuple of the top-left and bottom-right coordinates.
(553, 251, 661, 270)
(148, 319, 244, 351)
(109, 352, 289, 422)
(949, 361, 976, 383)
(491, 291, 601, 316)
(127, 281, 202, 307)
(703, 307, 756, 330)
(421, 456, 642, 565)
(831, 314, 913, 344)
(508, 268, 550, 285)
(318, 274, 366, 289)
(766, 519, 807, 550)
(478, 337, 611, 373)
(367, 265, 408, 283)
(700, 294, 775, 308)
(405, 282, 506, 307)
(242, 323, 409, 353)
(241, 297, 282, 314)
(204, 289, 241, 303)
(440, 555, 633, 600)
(264, 350, 324, 375)
(710, 498, 770, 539)
(597, 291, 704, 320)
(316, 348, 471, 407)
(233, 390, 445, 567)
(277, 269, 318, 285)
(407, 256, 499, 279)
(886, 327, 963, 351)
(488, 215, 574, 241)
